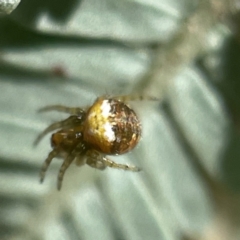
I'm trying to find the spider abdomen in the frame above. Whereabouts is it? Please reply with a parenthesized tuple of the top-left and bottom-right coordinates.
(83, 98, 141, 155)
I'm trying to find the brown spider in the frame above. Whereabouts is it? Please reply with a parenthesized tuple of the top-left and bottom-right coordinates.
(35, 95, 157, 190)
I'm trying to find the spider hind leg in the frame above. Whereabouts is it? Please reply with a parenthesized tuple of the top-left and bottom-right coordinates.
(102, 157, 141, 172)
(86, 150, 141, 172)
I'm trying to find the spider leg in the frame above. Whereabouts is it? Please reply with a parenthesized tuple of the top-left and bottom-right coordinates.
(112, 95, 159, 102)
(34, 116, 82, 146)
(57, 143, 85, 190)
(102, 157, 141, 172)
(75, 156, 86, 167)
(57, 156, 75, 191)
(40, 149, 59, 183)
(86, 150, 106, 170)
(86, 158, 106, 170)
(86, 150, 140, 172)
(38, 105, 85, 116)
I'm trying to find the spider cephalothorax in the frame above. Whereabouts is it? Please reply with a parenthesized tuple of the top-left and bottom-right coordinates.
(34, 96, 143, 190)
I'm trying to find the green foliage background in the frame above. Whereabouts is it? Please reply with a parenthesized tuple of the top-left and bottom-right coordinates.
(0, 0, 240, 240)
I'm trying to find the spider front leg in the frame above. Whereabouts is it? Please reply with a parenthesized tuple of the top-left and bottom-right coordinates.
(57, 155, 75, 190)
(57, 143, 85, 190)
(34, 116, 83, 146)
(38, 105, 85, 115)
(40, 149, 59, 183)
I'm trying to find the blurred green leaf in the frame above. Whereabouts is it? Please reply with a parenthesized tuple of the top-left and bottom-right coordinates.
(0, 0, 239, 240)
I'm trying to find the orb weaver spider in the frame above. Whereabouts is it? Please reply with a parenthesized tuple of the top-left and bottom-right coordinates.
(34, 95, 157, 190)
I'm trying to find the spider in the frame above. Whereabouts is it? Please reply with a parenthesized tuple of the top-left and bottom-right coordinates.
(34, 95, 156, 190)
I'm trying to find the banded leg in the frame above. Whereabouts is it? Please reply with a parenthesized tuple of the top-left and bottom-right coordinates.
(112, 95, 159, 102)
(86, 158, 106, 170)
(86, 150, 140, 172)
(102, 157, 141, 172)
(57, 143, 85, 190)
(40, 149, 59, 183)
(34, 116, 82, 146)
(57, 156, 74, 190)
(85, 150, 106, 170)
(38, 105, 85, 115)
